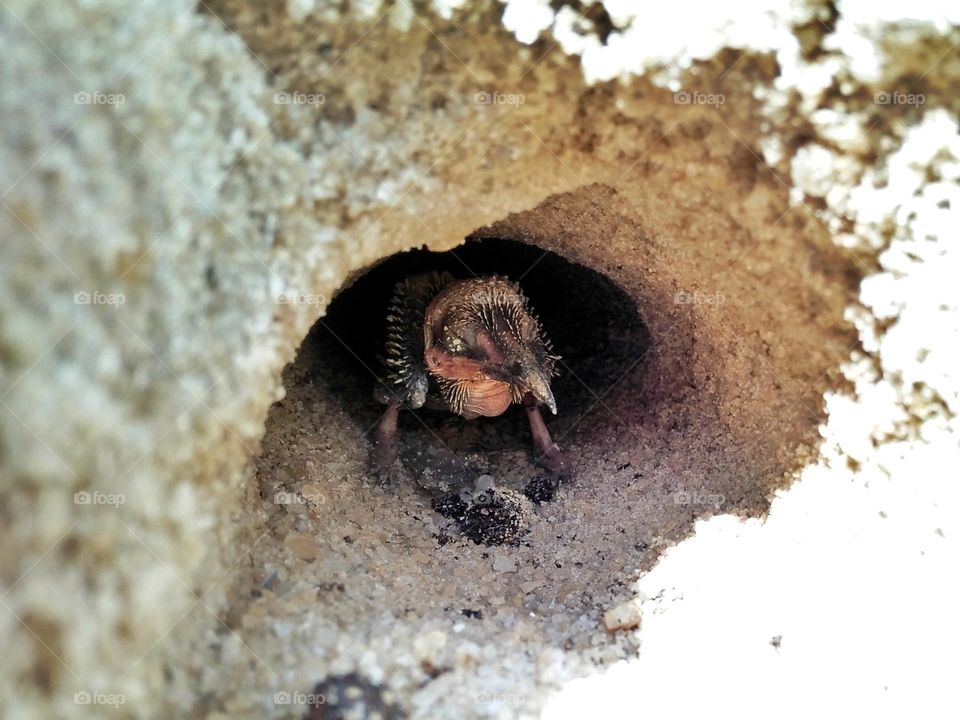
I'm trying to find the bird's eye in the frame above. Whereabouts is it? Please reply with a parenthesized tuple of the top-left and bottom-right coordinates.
(511, 361, 523, 376)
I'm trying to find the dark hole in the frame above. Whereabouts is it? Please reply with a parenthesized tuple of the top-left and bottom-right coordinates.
(302, 237, 650, 481)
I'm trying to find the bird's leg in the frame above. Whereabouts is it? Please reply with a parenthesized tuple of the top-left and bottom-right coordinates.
(523, 392, 566, 475)
(371, 401, 401, 482)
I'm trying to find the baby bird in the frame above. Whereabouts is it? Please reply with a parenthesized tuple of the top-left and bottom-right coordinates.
(373, 272, 566, 479)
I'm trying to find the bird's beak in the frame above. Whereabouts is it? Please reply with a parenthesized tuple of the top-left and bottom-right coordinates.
(523, 368, 557, 414)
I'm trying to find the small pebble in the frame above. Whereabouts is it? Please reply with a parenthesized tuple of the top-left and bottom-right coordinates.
(285, 534, 319, 561)
(603, 598, 643, 633)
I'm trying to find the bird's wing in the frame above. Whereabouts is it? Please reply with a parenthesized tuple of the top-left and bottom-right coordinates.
(383, 271, 455, 408)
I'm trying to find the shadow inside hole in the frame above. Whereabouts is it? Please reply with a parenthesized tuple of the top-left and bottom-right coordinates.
(303, 238, 650, 482)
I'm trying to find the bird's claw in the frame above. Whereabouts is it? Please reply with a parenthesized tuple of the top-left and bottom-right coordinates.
(370, 439, 400, 484)
(537, 442, 568, 476)
(370, 402, 402, 484)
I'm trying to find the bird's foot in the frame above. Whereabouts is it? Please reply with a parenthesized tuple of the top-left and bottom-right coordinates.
(370, 439, 401, 484)
(524, 445, 569, 504)
(523, 394, 570, 484)
(536, 442, 568, 476)
(369, 402, 402, 484)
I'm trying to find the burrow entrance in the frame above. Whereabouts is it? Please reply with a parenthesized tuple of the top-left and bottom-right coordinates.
(235, 184, 857, 714)
(307, 237, 651, 505)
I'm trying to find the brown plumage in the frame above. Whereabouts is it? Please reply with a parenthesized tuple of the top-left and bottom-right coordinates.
(373, 272, 566, 479)
(383, 272, 558, 418)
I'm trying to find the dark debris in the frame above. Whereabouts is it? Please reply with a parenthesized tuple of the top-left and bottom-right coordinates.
(303, 673, 404, 720)
(433, 489, 529, 546)
(523, 473, 564, 503)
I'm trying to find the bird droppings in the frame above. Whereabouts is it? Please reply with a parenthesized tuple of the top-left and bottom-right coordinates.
(459, 488, 531, 547)
(524, 474, 564, 504)
(432, 487, 531, 547)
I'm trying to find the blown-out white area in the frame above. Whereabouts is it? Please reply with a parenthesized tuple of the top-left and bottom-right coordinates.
(502, 0, 959, 95)
(544, 448, 959, 719)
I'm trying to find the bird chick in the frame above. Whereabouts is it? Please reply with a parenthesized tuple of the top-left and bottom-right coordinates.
(373, 272, 566, 480)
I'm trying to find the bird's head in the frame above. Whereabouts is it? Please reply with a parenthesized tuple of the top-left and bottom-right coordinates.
(423, 277, 559, 419)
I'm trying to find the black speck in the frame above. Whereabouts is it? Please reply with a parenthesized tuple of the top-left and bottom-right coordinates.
(205, 264, 218, 290)
(461, 608, 483, 619)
